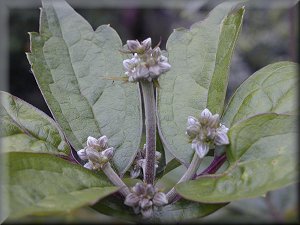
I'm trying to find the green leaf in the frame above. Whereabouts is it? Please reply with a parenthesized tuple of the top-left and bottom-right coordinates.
(223, 61, 298, 127)
(156, 156, 215, 192)
(151, 199, 226, 223)
(91, 195, 138, 222)
(26, 0, 142, 174)
(92, 194, 225, 223)
(3, 152, 118, 218)
(157, 2, 245, 166)
(0, 91, 70, 155)
(175, 113, 298, 203)
(162, 158, 182, 176)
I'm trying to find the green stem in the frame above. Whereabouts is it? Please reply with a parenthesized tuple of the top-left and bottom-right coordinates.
(102, 163, 130, 197)
(166, 153, 203, 203)
(141, 81, 156, 184)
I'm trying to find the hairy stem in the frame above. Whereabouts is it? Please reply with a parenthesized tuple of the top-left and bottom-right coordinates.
(102, 163, 130, 197)
(141, 81, 156, 184)
(166, 153, 203, 203)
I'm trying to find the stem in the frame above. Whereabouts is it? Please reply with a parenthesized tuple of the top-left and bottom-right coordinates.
(166, 153, 203, 203)
(196, 153, 227, 178)
(102, 163, 130, 197)
(141, 81, 156, 184)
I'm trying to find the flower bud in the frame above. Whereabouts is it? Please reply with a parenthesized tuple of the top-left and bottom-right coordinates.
(141, 38, 152, 51)
(133, 182, 145, 195)
(192, 140, 209, 158)
(86, 148, 101, 162)
(201, 108, 213, 124)
(140, 198, 152, 209)
(214, 132, 229, 145)
(153, 192, 168, 206)
(158, 61, 171, 73)
(124, 182, 167, 217)
(130, 165, 141, 179)
(84, 161, 93, 170)
(207, 114, 220, 128)
(127, 40, 141, 52)
(77, 148, 88, 160)
(101, 147, 114, 159)
(188, 116, 198, 126)
(124, 193, 140, 207)
(187, 108, 229, 158)
(186, 125, 200, 138)
(87, 136, 99, 148)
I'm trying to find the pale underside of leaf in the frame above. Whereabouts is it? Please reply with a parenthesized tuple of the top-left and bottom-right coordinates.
(0, 91, 70, 155)
(223, 61, 298, 127)
(157, 1, 245, 166)
(26, 0, 142, 174)
(175, 113, 298, 203)
(3, 152, 119, 219)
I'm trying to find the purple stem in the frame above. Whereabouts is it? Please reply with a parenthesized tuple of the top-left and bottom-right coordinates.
(56, 148, 81, 164)
(196, 154, 227, 178)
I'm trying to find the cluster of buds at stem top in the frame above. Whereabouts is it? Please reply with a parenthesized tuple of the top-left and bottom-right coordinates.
(77, 135, 114, 170)
(186, 108, 229, 158)
(124, 182, 168, 217)
(123, 38, 171, 82)
(130, 144, 161, 179)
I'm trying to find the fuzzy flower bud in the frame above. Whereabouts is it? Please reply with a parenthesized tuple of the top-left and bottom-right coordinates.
(77, 135, 114, 170)
(123, 38, 171, 82)
(186, 108, 229, 158)
(124, 182, 168, 217)
(127, 38, 152, 54)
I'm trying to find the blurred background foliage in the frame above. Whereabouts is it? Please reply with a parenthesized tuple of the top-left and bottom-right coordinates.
(5, 0, 299, 223)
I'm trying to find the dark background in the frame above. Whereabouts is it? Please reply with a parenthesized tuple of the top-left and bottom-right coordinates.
(8, 1, 298, 117)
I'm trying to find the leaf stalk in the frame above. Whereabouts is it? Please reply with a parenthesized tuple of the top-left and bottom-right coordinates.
(141, 81, 157, 184)
(102, 163, 130, 197)
(166, 153, 203, 203)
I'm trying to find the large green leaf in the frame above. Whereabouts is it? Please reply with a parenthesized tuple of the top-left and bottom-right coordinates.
(2, 152, 119, 219)
(175, 114, 298, 203)
(26, 0, 142, 174)
(92, 194, 225, 223)
(223, 61, 298, 127)
(0, 91, 70, 155)
(157, 2, 245, 166)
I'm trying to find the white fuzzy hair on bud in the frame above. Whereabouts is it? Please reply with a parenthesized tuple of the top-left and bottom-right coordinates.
(123, 37, 171, 82)
(77, 135, 114, 170)
(124, 182, 168, 217)
(186, 108, 229, 158)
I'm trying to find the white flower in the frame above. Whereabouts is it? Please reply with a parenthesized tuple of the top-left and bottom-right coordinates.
(123, 38, 171, 82)
(186, 108, 229, 158)
(77, 135, 114, 170)
(124, 182, 168, 217)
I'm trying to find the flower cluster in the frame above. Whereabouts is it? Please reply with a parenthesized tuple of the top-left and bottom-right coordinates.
(123, 38, 171, 82)
(186, 108, 229, 158)
(77, 135, 114, 170)
(124, 182, 168, 217)
(130, 144, 161, 179)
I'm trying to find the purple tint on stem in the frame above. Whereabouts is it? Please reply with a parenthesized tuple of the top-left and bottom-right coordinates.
(197, 154, 227, 177)
(56, 148, 81, 164)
